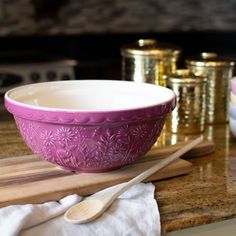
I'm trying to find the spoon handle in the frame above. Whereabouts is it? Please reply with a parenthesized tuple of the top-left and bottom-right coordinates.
(108, 136, 203, 201)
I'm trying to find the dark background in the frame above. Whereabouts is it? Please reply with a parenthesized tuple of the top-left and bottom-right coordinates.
(0, 0, 236, 80)
(0, 32, 235, 80)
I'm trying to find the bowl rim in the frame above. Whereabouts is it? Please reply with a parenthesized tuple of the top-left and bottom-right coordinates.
(4, 80, 176, 112)
(229, 102, 236, 120)
(4, 80, 176, 124)
(229, 117, 236, 137)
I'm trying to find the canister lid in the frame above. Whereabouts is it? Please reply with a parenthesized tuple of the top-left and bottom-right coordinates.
(166, 69, 208, 84)
(121, 39, 181, 58)
(186, 52, 235, 67)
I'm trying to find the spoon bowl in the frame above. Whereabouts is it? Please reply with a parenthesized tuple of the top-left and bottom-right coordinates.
(65, 199, 105, 224)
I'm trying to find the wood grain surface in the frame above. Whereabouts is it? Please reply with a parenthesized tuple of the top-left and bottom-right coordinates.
(0, 141, 214, 208)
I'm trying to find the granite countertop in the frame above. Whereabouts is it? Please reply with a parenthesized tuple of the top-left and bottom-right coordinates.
(0, 119, 236, 233)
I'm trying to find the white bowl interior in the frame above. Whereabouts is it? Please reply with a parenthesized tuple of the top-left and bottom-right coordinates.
(5, 80, 175, 111)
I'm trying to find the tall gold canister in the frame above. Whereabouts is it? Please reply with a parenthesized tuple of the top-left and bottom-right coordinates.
(186, 52, 235, 124)
(121, 39, 181, 86)
(166, 69, 208, 134)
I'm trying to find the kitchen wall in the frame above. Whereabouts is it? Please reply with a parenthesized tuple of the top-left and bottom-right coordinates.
(0, 0, 235, 36)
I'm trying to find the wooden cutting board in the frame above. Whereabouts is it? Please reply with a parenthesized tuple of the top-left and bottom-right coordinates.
(0, 141, 214, 208)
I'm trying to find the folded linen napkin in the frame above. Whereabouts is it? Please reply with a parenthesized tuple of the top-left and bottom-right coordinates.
(0, 183, 160, 236)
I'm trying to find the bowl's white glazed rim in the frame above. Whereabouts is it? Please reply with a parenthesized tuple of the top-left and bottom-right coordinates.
(4, 80, 176, 113)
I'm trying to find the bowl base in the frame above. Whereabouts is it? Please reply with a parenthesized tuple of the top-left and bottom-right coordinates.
(57, 165, 125, 173)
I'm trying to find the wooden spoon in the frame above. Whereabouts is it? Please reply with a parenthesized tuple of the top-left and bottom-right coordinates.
(64, 136, 203, 224)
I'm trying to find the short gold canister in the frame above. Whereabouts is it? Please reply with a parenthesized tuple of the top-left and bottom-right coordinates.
(166, 69, 208, 134)
(121, 39, 181, 86)
(186, 52, 235, 124)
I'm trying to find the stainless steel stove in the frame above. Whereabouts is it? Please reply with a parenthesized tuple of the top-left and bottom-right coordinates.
(0, 51, 78, 119)
(0, 51, 77, 94)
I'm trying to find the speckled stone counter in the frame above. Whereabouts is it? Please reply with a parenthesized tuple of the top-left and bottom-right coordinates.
(156, 125, 236, 233)
(0, 119, 236, 233)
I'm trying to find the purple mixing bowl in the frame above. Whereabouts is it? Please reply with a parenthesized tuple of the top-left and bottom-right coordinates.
(4, 80, 176, 173)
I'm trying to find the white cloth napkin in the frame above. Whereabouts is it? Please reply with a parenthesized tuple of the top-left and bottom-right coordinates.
(0, 183, 160, 236)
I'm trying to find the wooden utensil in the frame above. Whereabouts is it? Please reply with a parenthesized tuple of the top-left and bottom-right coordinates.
(64, 137, 203, 224)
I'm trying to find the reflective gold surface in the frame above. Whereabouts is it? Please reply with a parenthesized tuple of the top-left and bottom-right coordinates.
(187, 52, 235, 67)
(121, 39, 181, 86)
(166, 69, 207, 134)
(0, 121, 236, 233)
(186, 53, 235, 124)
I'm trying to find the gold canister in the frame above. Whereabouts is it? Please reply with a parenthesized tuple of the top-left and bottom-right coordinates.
(186, 52, 235, 124)
(121, 39, 181, 86)
(166, 69, 208, 134)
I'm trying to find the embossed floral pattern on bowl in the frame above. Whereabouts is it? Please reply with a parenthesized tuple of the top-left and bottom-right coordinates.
(4, 80, 176, 172)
